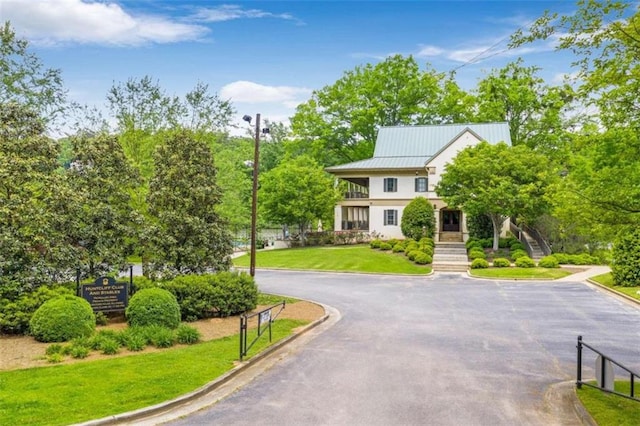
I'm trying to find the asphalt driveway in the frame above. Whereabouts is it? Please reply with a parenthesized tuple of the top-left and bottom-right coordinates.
(168, 271, 640, 425)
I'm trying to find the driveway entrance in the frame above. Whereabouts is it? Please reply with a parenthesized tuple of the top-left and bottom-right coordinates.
(169, 271, 640, 425)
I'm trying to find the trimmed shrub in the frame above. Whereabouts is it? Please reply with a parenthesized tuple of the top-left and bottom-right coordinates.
(379, 242, 392, 251)
(480, 238, 493, 248)
(499, 237, 516, 249)
(468, 249, 486, 260)
(401, 197, 436, 240)
(471, 258, 489, 269)
(99, 338, 120, 355)
(510, 242, 526, 252)
(0, 284, 74, 335)
(401, 238, 416, 248)
(70, 345, 90, 359)
(510, 249, 528, 260)
(149, 327, 175, 348)
(369, 239, 382, 249)
(404, 242, 419, 255)
(392, 244, 404, 253)
(465, 238, 481, 249)
(29, 295, 96, 343)
(387, 239, 399, 247)
(159, 272, 258, 320)
(553, 253, 569, 264)
(126, 288, 181, 329)
(176, 324, 201, 344)
(413, 252, 432, 265)
(612, 229, 640, 287)
(492, 258, 511, 268)
(419, 237, 435, 249)
(538, 255, 559, 268)
(515, 256, 536, 268)
(407, 250, 421, 261)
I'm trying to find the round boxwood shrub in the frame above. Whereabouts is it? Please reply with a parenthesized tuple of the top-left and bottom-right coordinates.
(492, 258, 511, 268)
(510, 249, 528, 260)
(510, 242, 526, 252)
(126, 288, 181, 329)
(404, 242, 419, 255)
(29, 295, 96, 343)
(401, 197, 436, 240)
(392, 244, 405, 253)
(538, 255, 559, 268)
(413, 252, 432, 265)
(468, 249, 486, 260)
(379, 242, 392, 251)
(612, 228, 640, 287)
(471, 258, 489, 269)
(407, 250, 421, 261)
(515, 256, 536, 268)
(369, 239, 382, 249)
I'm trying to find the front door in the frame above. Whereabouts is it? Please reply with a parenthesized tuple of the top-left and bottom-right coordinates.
(441, 210, 461, 232)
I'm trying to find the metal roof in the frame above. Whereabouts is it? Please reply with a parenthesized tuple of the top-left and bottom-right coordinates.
(326, 122, 511, 172)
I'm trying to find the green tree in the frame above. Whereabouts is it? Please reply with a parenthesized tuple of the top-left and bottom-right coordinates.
(401, 197, 436, 240)
(475, 59, 575, 151)
(0, 22, 66, 123)
(511, 0, 640, 129)
(290, 55, 474, 165)
(65, 133, 141, 277)
(259, 156, 339, 246)
(144, 130, 232, 277)
(0, 103, 65, 298)
(611, 228, 640, 287)
(435, 142, 554, 250)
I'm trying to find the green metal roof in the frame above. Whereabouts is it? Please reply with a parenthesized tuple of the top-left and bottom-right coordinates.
(326, 122, 510, 172)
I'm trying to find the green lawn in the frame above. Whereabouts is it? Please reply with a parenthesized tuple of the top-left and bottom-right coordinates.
(469, 267, 571, 280)
(0, 319, 306, 426)
(233, 245, 431, 274)
(590, 272, 640, 301)
(577, 383, 640, 425)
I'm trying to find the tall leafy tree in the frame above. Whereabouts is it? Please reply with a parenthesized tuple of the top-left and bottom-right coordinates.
(0, 103, 65, 298)
(0, 22, 66, 123)
(144, 130, 232, 276)
(475, 59, 575, 151)
(259, 156, 339, 246)
(435, 142, 554, 250)
(65, 133, 141, 277)
(290, 55, 474, 165)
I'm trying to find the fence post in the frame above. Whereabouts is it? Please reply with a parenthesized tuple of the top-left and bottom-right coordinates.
(576, 335, 583, 389)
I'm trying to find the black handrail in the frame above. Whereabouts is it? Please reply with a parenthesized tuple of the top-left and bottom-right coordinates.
(521, 223, 552, 256)
(239, 301, 286, 361)
(576, 335, 640, 402)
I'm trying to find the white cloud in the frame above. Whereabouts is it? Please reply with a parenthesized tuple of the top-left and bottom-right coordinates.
(221, 81, 311, 105)
(416, 45, 443, 57)
(192, 4, 302, 24)
(2, 0, 209, 46)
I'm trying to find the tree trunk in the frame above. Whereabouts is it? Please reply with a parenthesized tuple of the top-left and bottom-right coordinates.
(489, 214, 505, 251)
(299, 223, 306, 247)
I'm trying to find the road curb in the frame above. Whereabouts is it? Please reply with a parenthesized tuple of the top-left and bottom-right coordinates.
(76, 303, 333, 426)
(545, 381, 597, 425)
(585, 278, 640, 307)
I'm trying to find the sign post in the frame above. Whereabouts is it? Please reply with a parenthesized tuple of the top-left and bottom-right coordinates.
(81, 276, 130, 312)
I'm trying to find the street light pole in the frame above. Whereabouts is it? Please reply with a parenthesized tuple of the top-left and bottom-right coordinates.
(249, 113, 260, 277)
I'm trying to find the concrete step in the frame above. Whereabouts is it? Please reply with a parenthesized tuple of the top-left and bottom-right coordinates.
(432, 262, 469, 272)
(433, 254, 468, 262)
(436, 247, 468, 254)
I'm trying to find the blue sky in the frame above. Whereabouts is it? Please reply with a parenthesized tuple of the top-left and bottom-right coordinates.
(2, 0, 579, 133)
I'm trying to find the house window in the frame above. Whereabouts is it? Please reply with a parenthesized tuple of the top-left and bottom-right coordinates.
(415, 177, 428, 192)
(384, 209, 398, 226)
(383, 178, 397, 192)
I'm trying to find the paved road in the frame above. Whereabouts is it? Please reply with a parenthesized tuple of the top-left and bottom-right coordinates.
(169, 271, 640, 426)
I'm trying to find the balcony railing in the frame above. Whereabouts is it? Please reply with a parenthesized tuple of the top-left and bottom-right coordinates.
(344, 191, 369, 199)
(341, 221, 369, 231)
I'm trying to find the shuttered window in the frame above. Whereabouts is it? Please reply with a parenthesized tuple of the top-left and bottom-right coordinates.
(415, 177, 428, 192)
(383, 209, 398, 226)
(383, 178, 397, 192)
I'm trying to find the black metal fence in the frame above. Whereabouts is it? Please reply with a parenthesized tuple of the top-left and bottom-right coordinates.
(239, 301, 286, 361)
(576, 335, 640, 402)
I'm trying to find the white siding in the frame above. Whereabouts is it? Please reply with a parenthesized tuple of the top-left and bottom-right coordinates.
(369, 205, 405, 239)
(370, 176, 435, 199)
(429, 131, 483, 191)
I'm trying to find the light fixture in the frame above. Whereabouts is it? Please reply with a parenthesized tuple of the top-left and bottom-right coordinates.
(242, 115, 252, 123)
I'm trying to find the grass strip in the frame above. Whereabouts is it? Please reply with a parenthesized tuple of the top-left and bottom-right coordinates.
(233, 245, 431, 274)
(469, 267, 571, 280)
(577, 382, 640, 425)
(590, 272, 640, 301)
(0, 319, 306, 426)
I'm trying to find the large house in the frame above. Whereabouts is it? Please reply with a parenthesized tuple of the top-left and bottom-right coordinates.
(325, 123, 512, 242)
